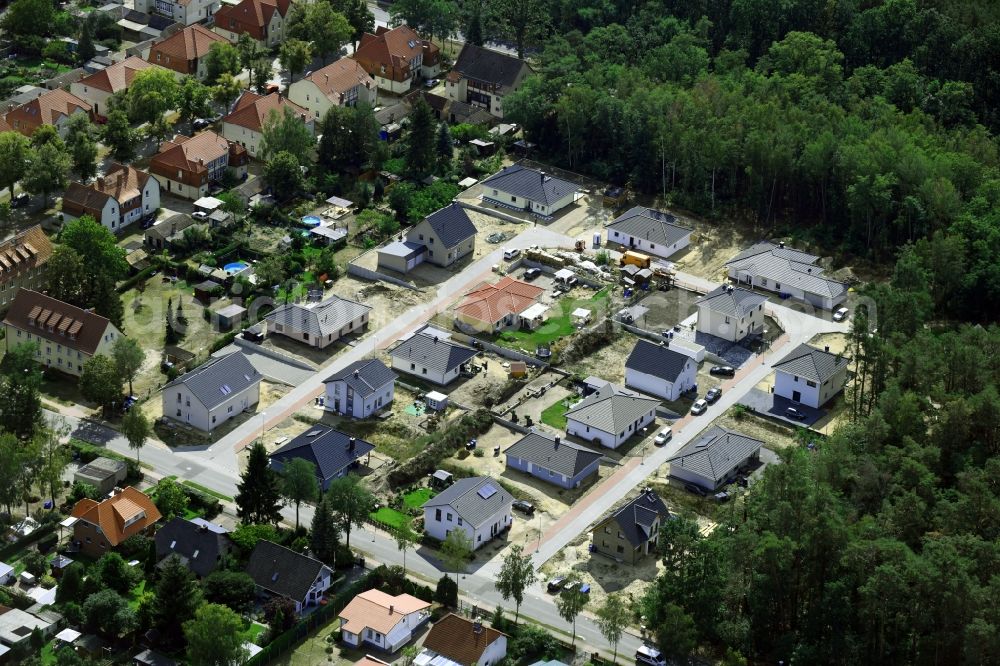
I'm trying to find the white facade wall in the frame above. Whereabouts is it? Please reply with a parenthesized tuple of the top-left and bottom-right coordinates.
(325, 380, 394, 418)
(153, 173, 209, 200)
(730, 269, 844, 311)
(269, 311, 368, 349)
(774, 365, 847, 409)
(478, 636, 508, 666)
(607, 228, 691, 260)
(287, 79, 375, 119)
(669, 461, 723, 491)
(164, 381, 260, 432)
(391, 356, 458, 386)
(485, 188, 575, 216)
(566, 410, 655, 450)
(5, 322, 120, 377)
(696, 303, 765, 342)
(625, 362, 696, 402)
(68, 84, 112, 116)
(422, 504, 512, 550)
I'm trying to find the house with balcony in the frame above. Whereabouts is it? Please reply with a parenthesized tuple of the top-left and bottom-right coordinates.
(351, 25, 440, 94)
(62, 163, 160, 233)
(149, 131, 249, 199)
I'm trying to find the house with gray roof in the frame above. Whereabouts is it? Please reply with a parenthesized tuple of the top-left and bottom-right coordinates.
(402, 203, 478, 269)
(246, 540, 333, 614)
(481, 164, 578, 218)
(772, 343, 849, 408)
(390, 331, 478, 386)
(696, 284, 768, 342)
(265, 295, 371, 350)
(421, 476, 513, 549)
(504, 432, 602, 489)
(154, 517, 231, 578)
(668, 425, 763, 491)
(591, 489, 670, 564)
(726, 241, 848, 310)
(162, 351, 261, 432)
(624, 339, 697, 401)
(564, 382, 659, 449)
(445, 44, 533, 118)
(269, 426, 374, 490)
(323, 358, 397, 418)
(605, 206, 693, 260)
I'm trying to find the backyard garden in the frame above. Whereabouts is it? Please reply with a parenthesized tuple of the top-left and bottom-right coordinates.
(369, 487, 436, 531)
(496, 287, 610, 349)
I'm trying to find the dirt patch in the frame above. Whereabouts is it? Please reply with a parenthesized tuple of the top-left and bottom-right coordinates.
(810, 332, 850, 356)
(716, 408, 798, 450)
(670, 223, 751, 282)
(564, 331, 640, 385)
(633, 288, 700, 332)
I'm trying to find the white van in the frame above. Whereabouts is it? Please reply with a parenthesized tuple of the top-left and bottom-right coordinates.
(636, 645, 667, 666)
(503, 247, 521, 260)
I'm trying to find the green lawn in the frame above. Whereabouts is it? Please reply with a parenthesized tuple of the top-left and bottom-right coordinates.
(241, 620, 267, 645)
(497, 288, 610, 348)
(181, 480, 233, 502)
(128, 580, 147, 609)
(402, 488, 435, 509)
(370, 507, 409, 530)
(541, 398, 571, 430)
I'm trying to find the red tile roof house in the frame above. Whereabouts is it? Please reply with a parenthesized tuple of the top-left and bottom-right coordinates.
(147, 24, 231, 79)
(2, 289, 124, 377)
(454, 276, 544, 334)
(287, 59, 377, 119)
(70, 487, 162, 558)
(351, 25, 440, 95)
(62, 164, 161, 233)
(221, 91, 315, 158)
(0, 88, 93, 138)
(70, 56, 164, 116)
(213, 0, 293, 49)
(149, 131, 249, 199)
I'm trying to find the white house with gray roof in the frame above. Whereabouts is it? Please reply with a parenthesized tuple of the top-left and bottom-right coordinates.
(504, 432, 602, 489)
(696, 285, 768, 342)
(421, 476, 512, 549)
(772, 343, 849, 408)
(726, 241, 848, 310)
(624, 339, 697, 401)
(162, 351, 261, 432)
(323, 358, 397, 418)
(605, 206, 693, 260)
(265, 295, 371, 349)
(565, 381, 659, 449)
(481, 164, 578, 218)
(403, 203, 478, 268)
(667, 425, 763, 491)
(390, 331, 478, 385)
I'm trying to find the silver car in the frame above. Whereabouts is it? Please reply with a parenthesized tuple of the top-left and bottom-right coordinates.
(833, 307, 849, 322)
(691, 399, 708, 415)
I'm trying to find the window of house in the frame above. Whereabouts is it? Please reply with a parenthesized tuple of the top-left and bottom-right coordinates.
(775, 283, 781, 289)
(228, 405, 234, 413)
(616, 545, 624, 553)
(435, 509, 441, 521)
(807, 380, 817, 387)
(794, 376, 799, 382)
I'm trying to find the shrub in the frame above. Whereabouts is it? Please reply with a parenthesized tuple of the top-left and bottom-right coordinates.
(434, 574, 457, 608)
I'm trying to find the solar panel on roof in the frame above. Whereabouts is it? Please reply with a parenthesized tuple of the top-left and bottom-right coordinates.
(478, 483, 498, 499)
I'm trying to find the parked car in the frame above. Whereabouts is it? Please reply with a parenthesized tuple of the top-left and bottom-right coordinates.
(192, 118, 211, 130)
(684, 483, 707, 497)
(691, 399, 708, 415)
(546, 577, 567, 593)
(191, 211, 208, 220)
(705, 387, 722, 404)
(523, 268, 541, 280)
(503, 247, 521, 260)
(425, 78, 439, 88)
(512, 499, 535, 515)
(465, 438, 477, 450)
(785, 406, 807, 420)
(710, 365, 736, 377)
(10, 193, 29, 208)
(833, 307, 849, 322)
(636, 645, 667, 666)
(653, 427, 672, 446)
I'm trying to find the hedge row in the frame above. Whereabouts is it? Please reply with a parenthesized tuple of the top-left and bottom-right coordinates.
(117, 265, 157, 293)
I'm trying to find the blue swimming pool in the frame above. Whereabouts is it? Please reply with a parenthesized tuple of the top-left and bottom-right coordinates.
(302, 215, 322, 227)
(224, 261, 249, 274)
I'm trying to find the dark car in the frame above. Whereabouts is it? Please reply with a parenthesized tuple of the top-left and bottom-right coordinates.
(524, 268, 541, 280)
(710, 365, 736, 377)
(547, 577, 567, 593)
(705, 387, 722, 404)
(192, 118, 211, 130)
(684, 483, 707, 497)
(512, 499, 535, 515)
(785, 406, 807, 420)
(10, 193, 29, 208)
(465, 438, 477, 450)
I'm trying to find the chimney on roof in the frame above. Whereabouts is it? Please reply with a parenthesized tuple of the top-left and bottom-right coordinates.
(554, 436, 560, 447)
(97, 176, 105, 188)
(198, 523, 209, 533)
(473, 619, 483, 634)
(433, 336, 438, 343)
(353, 369, 360, 378)
(349, 437, 356, 451)
(389, 605, 394, 615)
(824, 346, 830, 352)
(779, 241, 785, 249)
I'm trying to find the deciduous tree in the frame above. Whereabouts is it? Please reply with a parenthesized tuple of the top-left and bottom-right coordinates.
(596, 592, 629, 664)
(101, 109, 136, 162)
(183, 604, 248, 666)
(279, 457, 318, 529)
(204, 42, 241, 85)
(279, 38, 312, 83)
(495, 544, 536, 623)
(326, 474, 374, 549)
(120, 408, 150, 465)
(0, 341, 44, 440)
(112, 337, 144, 398)
(288, 2, 352, 64)
(24, 140, 70, 209)
(556, 578, 588, 648)
(260, 105, 316, 162)
(0, 132, 31, 199)
(80, 355, 123, 416)
(127, 68, 180, 125)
